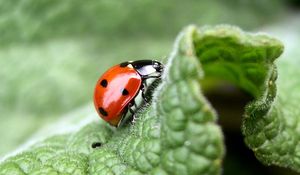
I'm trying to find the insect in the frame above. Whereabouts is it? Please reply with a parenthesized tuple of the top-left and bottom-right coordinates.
(93, 60, 164, 127)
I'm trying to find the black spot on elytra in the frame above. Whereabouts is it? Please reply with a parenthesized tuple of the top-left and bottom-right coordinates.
(100, 79, 108, 87)
(91, 142, 102, 148)
(120, 62, 129, 67)
(122, 88, 129, 95)
(98, 107, 108, 117)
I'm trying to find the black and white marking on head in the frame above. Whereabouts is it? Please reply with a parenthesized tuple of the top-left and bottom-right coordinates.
(122, 88, 129, 95)
(98, 107, 108, 116)
(100, 79, 108, 87)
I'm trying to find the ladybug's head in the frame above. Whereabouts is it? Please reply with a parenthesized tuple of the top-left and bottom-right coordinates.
(152, 60, 164, 73)
(130, 60, 164, 78)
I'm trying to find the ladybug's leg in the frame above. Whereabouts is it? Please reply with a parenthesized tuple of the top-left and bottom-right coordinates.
(117, 108, 129, 127)
(141, 75, 162, 79)
(131, 99, 137, 108)
(127, 101, 137, 124)
(128, 106, 135, 116)
(141, 80, 149, 103)
(141, 88, 148, 103)
(140, 74, 162, 103)
(143, 79, 148, 87)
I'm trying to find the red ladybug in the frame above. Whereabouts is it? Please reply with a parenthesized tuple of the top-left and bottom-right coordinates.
(94, 60, 164, 127)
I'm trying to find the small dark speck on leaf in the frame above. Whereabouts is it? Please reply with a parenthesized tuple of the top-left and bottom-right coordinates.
(91, 142, 102, 148)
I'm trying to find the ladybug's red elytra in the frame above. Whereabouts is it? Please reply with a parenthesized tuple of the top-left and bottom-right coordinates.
(94, 60, 164, 127)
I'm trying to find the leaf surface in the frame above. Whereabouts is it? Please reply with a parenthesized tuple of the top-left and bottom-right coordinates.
(0, 25, 285, 175)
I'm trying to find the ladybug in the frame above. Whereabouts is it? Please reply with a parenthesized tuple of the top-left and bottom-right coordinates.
(94, 60, 164, 127)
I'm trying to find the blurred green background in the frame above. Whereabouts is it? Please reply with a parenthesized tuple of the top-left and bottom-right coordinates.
(0, 0, 299, 174)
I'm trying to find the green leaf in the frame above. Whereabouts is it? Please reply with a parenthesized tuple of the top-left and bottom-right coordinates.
(242, 29, 300, 172)
(0, 25, 284, 174)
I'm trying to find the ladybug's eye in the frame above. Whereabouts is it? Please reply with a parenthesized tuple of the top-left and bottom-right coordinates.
(153, 61, 164, 72)
(100, 79, 108, 87)
(122, 88, 129, 95)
